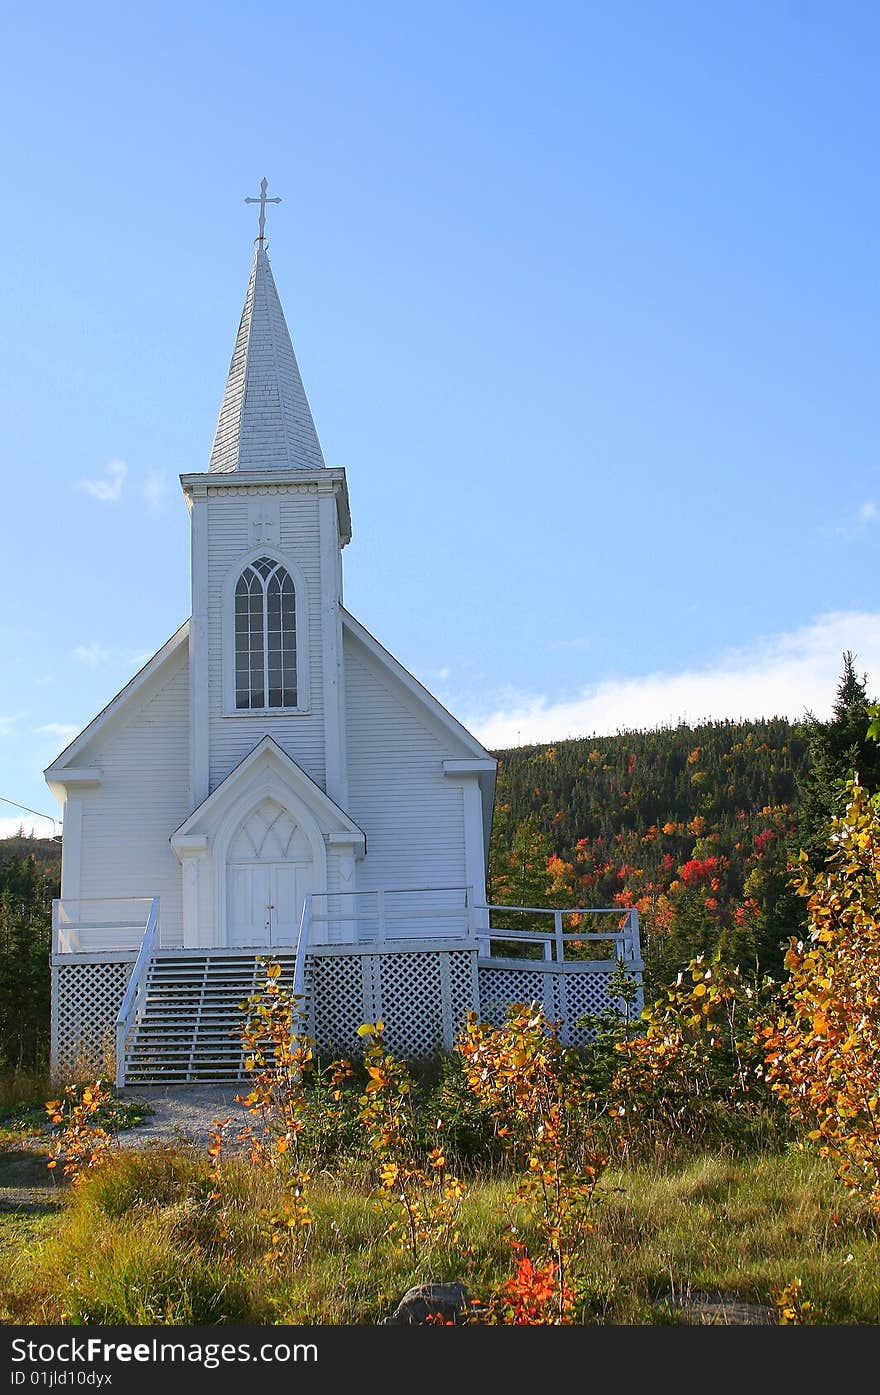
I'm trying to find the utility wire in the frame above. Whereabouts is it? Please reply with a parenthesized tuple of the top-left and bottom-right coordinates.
(0, 795, 61, 836)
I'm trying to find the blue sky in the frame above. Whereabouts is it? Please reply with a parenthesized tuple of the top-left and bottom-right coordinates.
(1, 1, 879, 836)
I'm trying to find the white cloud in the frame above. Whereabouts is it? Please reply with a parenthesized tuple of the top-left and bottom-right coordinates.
(129, 649, 156, 669)
(75, 458, 127, 503)
(417, 665, 451, 685)
(72, 642, 110, 666)
(0, 814, 60, 840)
(142, 470, 169, 514)
(466, 610, 880, 748)
(34, 722, 80, 742)
(826, 498, 880, 540)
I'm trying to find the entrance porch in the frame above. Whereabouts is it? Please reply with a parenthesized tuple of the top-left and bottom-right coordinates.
(50, 890, 644, 1085)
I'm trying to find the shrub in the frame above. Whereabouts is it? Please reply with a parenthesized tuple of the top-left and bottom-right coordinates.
(760, 779, 880, 1210)
(605, 954, 786, 1157)
(457, 1003, 608, 1323)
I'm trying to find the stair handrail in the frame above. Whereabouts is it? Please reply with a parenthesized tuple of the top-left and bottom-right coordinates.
(114, 897, 160, 1088)
(291, 893, 313, 1028)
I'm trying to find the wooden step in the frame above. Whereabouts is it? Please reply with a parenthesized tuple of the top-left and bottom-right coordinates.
(121, 950, 311, 1085)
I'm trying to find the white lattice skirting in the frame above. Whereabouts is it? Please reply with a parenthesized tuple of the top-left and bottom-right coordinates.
(51, 947, 640, 1079)
(477, 961, 638, 1047)
(51, 958, 134, 1079)
(307, 946, 478, 1058)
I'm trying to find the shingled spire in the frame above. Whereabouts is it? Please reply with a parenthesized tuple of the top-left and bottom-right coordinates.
(208, 233, 326, 473)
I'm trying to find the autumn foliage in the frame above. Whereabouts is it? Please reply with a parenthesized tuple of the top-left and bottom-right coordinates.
(457, 1003, 607, 1322)
(760, 780, 880, 1211)
(355, 1021, 465, 1256)
(606, 954, 779, 1151)
(489, 721, 807, 989)
(233, 959, 316, 1259)
(45, 1081, 116, 1184)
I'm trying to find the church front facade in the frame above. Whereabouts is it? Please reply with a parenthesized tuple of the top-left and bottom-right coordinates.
(45, 194, 641, 1084)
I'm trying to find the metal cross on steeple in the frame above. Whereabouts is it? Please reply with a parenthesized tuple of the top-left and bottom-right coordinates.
(244, 177, 281, 243)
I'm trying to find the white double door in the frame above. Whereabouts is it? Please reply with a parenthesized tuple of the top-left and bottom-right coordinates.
(228, 860, 311, 948)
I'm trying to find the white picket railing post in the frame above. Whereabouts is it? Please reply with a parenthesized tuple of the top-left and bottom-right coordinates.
(291, 894, 312, 1018)
(114, 898, 160, 1088)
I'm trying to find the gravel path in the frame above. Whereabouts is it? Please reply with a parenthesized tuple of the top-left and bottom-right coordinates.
(0, 1088, 255, 1211)
(115, 1085, 253, 1150)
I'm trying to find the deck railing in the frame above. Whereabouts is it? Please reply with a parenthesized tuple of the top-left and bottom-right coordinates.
(304, 885, 474, 945)
(290, 892, 313, 1022)
(52, 897, 158, 954)
(479, 904, 641, 966)
(291, 889, 640, 969)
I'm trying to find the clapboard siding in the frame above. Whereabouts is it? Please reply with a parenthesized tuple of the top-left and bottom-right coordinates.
(206, 492, 327, 790)
(78, 646, 190, 945)
(344, 635, 466, 900)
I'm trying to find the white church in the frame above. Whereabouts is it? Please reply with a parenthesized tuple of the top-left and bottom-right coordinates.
(45, 183, 642, 1085)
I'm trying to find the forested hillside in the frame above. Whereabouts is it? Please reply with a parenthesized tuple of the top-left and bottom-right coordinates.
(488, 656, 880, 993)
(488, 719, 807, 989)
(0, 833, 60, 880)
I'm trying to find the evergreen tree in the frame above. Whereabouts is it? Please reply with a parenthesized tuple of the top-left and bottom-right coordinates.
(488, 812, 558, 931)
(0, 853, 55, 1073)
(797, 651, 880, 870)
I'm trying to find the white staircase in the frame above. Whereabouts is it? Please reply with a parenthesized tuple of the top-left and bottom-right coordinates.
(122, 951, 301, 1085)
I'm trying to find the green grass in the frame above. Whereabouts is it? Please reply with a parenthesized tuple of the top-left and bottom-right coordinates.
(0, 1072, 52, 1140)
(585, 1149, 880, 1323)
(0, 1138, 877, 1324)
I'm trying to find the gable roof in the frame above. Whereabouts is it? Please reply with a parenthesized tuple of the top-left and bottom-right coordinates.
(44, 621, 190, 789)
(171, 735, 365, 853)
(341, 608, 497, 861)
(341, 609, 494, 764)
(208, 243, 325, 474)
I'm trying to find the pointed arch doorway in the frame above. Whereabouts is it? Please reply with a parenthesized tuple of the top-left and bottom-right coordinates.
(226, 797, 316, 948)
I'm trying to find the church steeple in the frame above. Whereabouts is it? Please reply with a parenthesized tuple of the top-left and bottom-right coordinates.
(208, 185, 325, 473)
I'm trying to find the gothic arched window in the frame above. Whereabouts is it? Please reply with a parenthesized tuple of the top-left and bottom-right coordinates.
(234, 556, 297, 709)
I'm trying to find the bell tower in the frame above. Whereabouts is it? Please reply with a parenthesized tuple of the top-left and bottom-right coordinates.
(179, 181, 351, 812)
